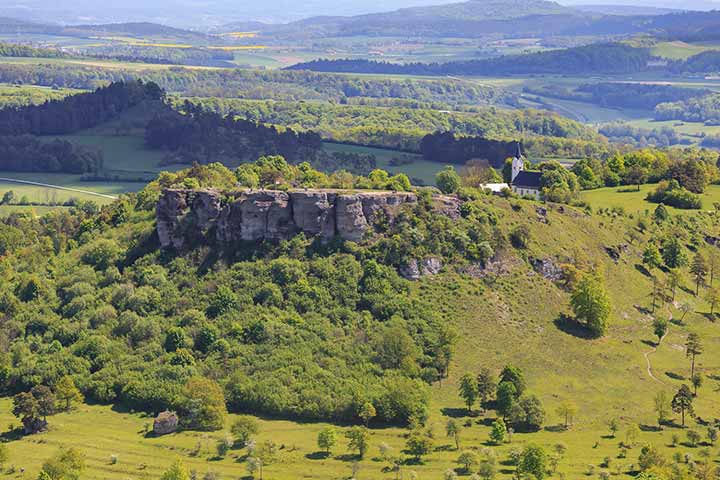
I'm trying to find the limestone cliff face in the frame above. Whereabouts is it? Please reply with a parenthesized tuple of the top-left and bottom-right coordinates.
(156, 188, 428, 249)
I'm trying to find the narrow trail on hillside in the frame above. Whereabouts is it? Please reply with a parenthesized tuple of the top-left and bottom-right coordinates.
(643, 303, 673, 385)
(0, 177, 118, 200)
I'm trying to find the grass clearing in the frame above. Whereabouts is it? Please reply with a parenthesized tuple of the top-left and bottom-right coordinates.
(323, 142, 444, 185)
(581, 183, 720, 215)
(651, 41, 720, 60)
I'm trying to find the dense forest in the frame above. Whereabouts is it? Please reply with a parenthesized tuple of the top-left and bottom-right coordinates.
(0, 80, 163, 135)
(599, 122, 683, 148)
(0, 64, 509, 106)
(81, 45, 236, 68)
(0, 41, 66, 58)
(0, 135, 102, 174)
(420, 133, 519, 168)
(524, 82, 709, 113)
(179, 97, 607, 158)
(655, 93, 720, 123)
(0, 161, 471, 425)
(145, 101, 323, 166)
(287, 44, 654, 76)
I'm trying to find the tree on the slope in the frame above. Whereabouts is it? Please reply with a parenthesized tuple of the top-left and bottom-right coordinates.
(160, 460, 190, 480)
(570, 272, 612, 337)
(406, 430, 433, 463)
(499, 365, 526, 397)
(671, 384, 694, 427)
(653, 318, 668, 346)
(39, 448, 85, 480)
(446, 419, 461, 450)
(345, 426, 370, 459)
(706, 287, 720, 316)
(518, 444, 548, 480)
(489, 418, 506, 445)
(686, 333, 703, 378)
(476, 368, 496, 407)
(358, 402, 376, 427)
(458, 373, 479, 414)
(55, 376, 83, 411)
(690, 252, 708, 296)
(231, 416, 259, 447)
(436, 166, 461, 194)
(654, 391, 670, 427)
(692, 372, 703, 396)
(13, 385, 56, 434)
(662, 237, 687, 270)
(317, 426, 337, 455)
(555, 400, 577, 429)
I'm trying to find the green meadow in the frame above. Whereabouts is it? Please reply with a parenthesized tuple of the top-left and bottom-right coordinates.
(581, 184, 720, 215)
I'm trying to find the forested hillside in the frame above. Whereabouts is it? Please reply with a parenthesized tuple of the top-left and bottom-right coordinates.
(180, 97, 604, 155)
(0, 64, 509, 106)
(288, 44, 654, 76)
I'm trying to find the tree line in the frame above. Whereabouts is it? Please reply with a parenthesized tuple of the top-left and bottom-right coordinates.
(0, 135, 102, 174)
(0, 63, 505, 106)
(145, 101, 324, 165)
(287, 44, 654, 77)
(0, 79, 163, 135)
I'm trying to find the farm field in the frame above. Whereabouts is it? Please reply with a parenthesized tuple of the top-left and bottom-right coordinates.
(651, 41, 720, 60)
(0, 56, 224, 71)
(51, 135, 174, 174)
(519, 94, 649, 123)
(0, 172, 143, 205)
(581, 183, 720, 215)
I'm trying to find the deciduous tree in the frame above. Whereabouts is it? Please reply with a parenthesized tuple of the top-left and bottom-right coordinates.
(446, 419, 461, 450)
(55, 376, 83, 411)
(317, 426, 337, 455)
(555, 400, 577, 429)
(345, 426, 370, 458)
(458, 373, 479, 414)
(570, 272, 611, 337)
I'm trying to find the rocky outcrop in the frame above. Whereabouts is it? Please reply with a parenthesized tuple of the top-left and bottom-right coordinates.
(157, 188, 425, 249)
(531, 257, 564, 282)
(153, 411, 179, 435)
(400, 257, 443, 280)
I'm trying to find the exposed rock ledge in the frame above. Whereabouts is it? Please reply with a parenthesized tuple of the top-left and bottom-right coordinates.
(157, 188, 459, 250)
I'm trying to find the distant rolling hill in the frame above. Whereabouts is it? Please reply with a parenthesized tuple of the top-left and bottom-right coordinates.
(230, 3, 720, 42)
(219, 0, 595, 39)
(571, 4, 684, 15)
(0, 19, 210, 42)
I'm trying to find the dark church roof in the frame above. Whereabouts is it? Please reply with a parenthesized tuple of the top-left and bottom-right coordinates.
(513, 171, 542, 188)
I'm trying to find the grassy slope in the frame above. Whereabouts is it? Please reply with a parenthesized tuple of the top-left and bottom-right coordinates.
(6, 196, 720, 479)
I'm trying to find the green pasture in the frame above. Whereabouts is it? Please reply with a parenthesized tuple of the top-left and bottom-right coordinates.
(581, 183, 720, 215)
(323, 142, 445, 185)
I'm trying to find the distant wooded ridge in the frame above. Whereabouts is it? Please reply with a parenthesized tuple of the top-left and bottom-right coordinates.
(286, 43, 720, 77)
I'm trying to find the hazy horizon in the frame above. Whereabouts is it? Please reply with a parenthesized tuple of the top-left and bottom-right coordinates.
(1, 0, 718, 27)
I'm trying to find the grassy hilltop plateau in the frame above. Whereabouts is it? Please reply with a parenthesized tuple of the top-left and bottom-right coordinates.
(7, 1, 720, 479)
